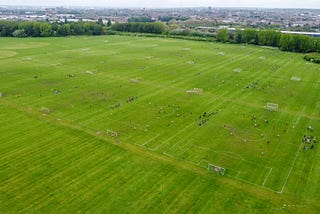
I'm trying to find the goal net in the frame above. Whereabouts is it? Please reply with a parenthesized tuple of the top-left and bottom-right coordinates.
(186, 88, 203, 95)
(107, 129, 118, 137)
(264, 103, 278, 111)
(208, 164, 225, 175)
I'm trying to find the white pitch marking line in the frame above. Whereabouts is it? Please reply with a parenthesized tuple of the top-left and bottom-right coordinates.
(278, 143, 303, 194)
(262, 167, 273, 187)
(142, 134, 160, 146)
(153, 122, 194, 151)
(294, 106, 306, 125)
(162, 152, 177, 159)
(164, 129, 196, 153)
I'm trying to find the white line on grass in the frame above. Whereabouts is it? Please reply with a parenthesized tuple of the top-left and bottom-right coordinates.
(149, 122, 194, 151)
(178, 145, 195, 156)
(201, 157, 277, 191)
(162, 152, 177, 159)
(277, 107, 306, 194)
(160, 83, 246, 153)
(278, 143, 303, 194)
(142, 134, 160, 146)
(197, 159, 207, 166)
(292, 106, 306, 126)
(261, 167, 273, 187)
(278, 106, 306, 194)
(163, 127, 197, 154)
(233, 176, 279, 193)
(162, 151, 202, 167)
(193, 145, 245, 161)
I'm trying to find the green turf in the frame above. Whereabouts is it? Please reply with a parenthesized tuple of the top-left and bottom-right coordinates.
(0, 36, 320, 213)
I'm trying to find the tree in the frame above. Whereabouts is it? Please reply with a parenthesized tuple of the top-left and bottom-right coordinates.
(0, 21, 18, 37)
(32, 22, 42, 37)
(316, 38, 320, 53)
(234, 29, 244, 44)
(40, 22, 52, 37)
(295, 34, 315, 53)
(57, 24, 71, 36)
(279, 33, 316, 53)
(92, 24, 103, 35)
(70, 22, 85, 35)
(19, 21, 35, 37)
(97, 18, 103, 26)
(128, 16, 152, 22)
(111, 22, 165, 34)
(257, 30, 281, 47)
(84, 22, 94, 35)
(158, 16, 174, 22)
(107, 20, 112, 27)
(216, 28, 229, 43)
(242, 29, 258, 44)
(12, 29, 27, 37)
(0, 20, 104, 37)
(279, 34, 295, 51)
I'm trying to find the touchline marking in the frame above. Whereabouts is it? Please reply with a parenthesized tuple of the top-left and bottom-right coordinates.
(294, 106, 306, 125)
(278, 143, 303, 194)
(276, 106, 307, 194)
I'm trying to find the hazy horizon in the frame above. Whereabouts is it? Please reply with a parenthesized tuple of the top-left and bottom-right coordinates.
(1, 0, 320, 9)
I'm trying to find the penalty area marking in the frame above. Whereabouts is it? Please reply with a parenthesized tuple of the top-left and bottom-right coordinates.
(261, 167, 273, 187)
(149, 122, 194, 151)
(234, 176, 279, 193)
(159, 125, 196, 153)
(142, 134, 160, 146)
(199, 159, 277, 192)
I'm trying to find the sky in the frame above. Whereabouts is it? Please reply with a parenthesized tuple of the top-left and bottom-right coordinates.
(1, 0, 320, 9)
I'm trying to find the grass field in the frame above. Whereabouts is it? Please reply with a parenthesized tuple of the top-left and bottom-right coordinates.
(1, 35, 320, 213)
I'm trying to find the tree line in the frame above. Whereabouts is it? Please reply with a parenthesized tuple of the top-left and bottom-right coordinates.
(216, 28, 320, 53)
(128, 16, 153, 23)
(0, 20, 104, 37)
(111, 22, 166, 34)
(304, 53, 320, 64)
(0, 21, 167, 37)
(111, 25, 320, 54)
(1, 19, 320, 56)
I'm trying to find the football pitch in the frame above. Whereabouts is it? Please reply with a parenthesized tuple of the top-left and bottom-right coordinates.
(1, 35, 320, 212)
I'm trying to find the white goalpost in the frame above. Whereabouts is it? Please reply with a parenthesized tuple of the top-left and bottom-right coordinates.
(264, 103, 278, 111)
(107, 129, 118, 137)
(208, 164, 225, 175)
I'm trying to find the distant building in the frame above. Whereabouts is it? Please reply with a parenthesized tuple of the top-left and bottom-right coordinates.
(281, 31, 320, 38)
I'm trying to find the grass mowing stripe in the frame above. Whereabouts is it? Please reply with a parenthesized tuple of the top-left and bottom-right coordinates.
(1, 94, 287, 202)
(1, 36, 320, 212)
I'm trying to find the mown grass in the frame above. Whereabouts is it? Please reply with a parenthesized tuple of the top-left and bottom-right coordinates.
(0, 35, 320, 213)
